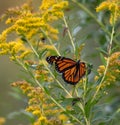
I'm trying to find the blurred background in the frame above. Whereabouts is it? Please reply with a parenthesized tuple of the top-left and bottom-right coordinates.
(0, 1, 29, 125)
(0, 0, 120, 125)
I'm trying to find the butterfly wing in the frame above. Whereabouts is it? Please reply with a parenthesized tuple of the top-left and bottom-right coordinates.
(46, 56, 87, 85)
(46, 56, 57, 65)
(62, 62, 86, 85)
(46, 56, 77, 73)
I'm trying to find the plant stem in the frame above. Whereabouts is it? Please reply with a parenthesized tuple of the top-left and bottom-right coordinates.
(43, 62, 72, 97)
(92, 25, 115, 102)
(63, 15, 76, 53)
(74, 82, 90, 125)
(83, 78, 91, 125)
(49, 95, 84, 125)
(83, 79, 87, 104)
(40, 28, 61, 56)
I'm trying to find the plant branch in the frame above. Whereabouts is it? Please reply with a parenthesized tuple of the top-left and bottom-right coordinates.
(63, 15, 76, 53)
(40, 28, 61, 56)
(92, 25, 115, 102)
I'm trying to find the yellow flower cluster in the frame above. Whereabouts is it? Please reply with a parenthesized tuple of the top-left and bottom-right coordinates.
(0, 0, 68, 41)
(0, 0, 68, 60)
(40, 0, 68, 21)
(39, 41, 55, 52)
(11, 81, 72, 125)
(95, 52, 120, 88)
(24, 59, 54, 82)
(96, 0, 120, 25)
(35, 68, 54, 82)
(0, 39, 31, 60)
(0, 117, 5, 125)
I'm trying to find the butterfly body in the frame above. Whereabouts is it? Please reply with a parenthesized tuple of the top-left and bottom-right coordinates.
(46, 56, 89, 85)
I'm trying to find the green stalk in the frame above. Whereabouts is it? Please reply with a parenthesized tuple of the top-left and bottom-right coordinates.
(92, 25, 115, 102)
(83, 77, 91, 125)
(40, 28, 61, 56)
(48, 95, 84, 125)
(63, 15, 76, 53)
(43, 62, 72, 97)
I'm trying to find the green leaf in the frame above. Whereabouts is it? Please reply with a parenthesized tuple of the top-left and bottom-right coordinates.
(97, 47, 108, 55)
(100, 53, 106, 65)
(38, 48, 48, 59)
(85, 97, 100, 119)
(20, 35, 28, 43)
(44, 86, 50, 95)
(95, 75, 103, 85)
(84, 99, 93, 118)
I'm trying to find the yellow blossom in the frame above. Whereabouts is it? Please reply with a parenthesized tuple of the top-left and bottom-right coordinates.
(40, 0, 68, 11)
(95, 52, 120, 88)
(0, 0, 68, 44)
(11, 81, 70, 125)
(58, 114, 68, 121)
(38, 41, 55, 51)
(32, 109, 41, 116)
(12, 81, 33, 93)
(40, 0, 56, 10)
(0, 39, 31, 60)
(96, 0, 120, 25)
(39, 116, 47, 122)
(19, 50, 31, 59)
(0, 26, 16, 42)
(0, 117, 5, 125)
(6, 18, 14, 24)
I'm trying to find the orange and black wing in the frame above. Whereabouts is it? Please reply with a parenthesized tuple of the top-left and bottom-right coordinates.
(62, 62, 86, 85)
(46, 56, 77, 73)
(46, 56, 87, 85)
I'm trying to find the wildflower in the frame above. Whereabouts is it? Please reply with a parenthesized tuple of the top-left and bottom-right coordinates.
(0, 117, 5, 125)
(58, 114, 68, 121)
(39, 116, 47, 123)
(38, 41, 55, 52)
(12, 81, 33, 93)
(11, 81, 70, 125)
(0, 0, 68, 62)
(96, 0, 120, 25)
(0, 39, 31, 60)
(95, 52, 120, 88)
(0, 0, 68, 43)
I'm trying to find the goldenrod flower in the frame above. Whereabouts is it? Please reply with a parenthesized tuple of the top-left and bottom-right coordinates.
(0, 117, 5, 125)
(11, 81, 71, 125)
(38, 41, 55, 51)
(0, 0, 68, 43)
(0, 39, 31, 60)
(58, 114, 68, 121)
(39, 116, 47, 123)
(95, 52, 120, 88)
(96, 0, 120, 25)
(0, 0, 68, 62)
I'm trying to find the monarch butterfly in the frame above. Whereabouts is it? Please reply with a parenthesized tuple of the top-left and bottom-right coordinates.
(46, 56, 92, 85)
